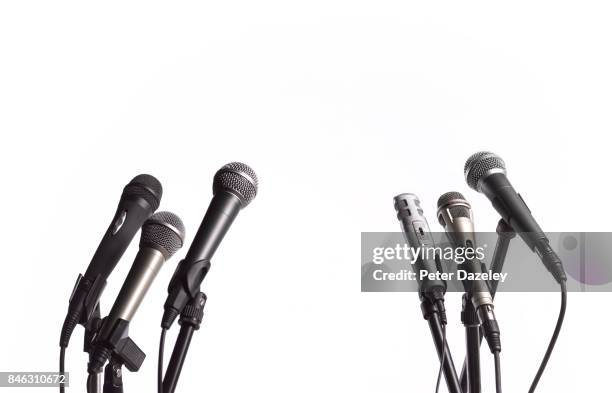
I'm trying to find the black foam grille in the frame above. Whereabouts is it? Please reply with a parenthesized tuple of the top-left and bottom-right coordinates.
(464, 152, 506, 191)
(140, 211, 185, 258)
(124, 174, 162, 211)
(213, 162, 258, 206)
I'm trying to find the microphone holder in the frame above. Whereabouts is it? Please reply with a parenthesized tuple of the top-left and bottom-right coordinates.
(83, 307, 147, 393)
(162, 292, 207, 393)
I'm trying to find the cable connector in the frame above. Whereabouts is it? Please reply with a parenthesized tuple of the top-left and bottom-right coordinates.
(179, 292, 207, 330)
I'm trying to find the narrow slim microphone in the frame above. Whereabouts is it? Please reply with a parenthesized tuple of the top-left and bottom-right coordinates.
(60, 174, 162, 348)
(437, 192, 501, 353)
(464, 152, 566, 283)
(162, 162, 258, 328)
(393, 193, 447, 319)
(88, 211, 185, 373)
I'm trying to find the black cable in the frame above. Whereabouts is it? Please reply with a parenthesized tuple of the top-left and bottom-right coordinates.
(493, 351, 502, 393)
(528, 281, 567, 393)
(159, 328, 167, 393)
(434, 324, 446, 393)
(59, 346, 66, 393)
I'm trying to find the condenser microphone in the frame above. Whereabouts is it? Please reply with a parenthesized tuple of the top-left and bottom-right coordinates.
(162, 162, 258, 328)
(437, 192, 501, 353)
(464, 152, 566, 283)
(88, 211, 185, 373)
(60, 174, 162, 348)
(394, 193, 447, 319)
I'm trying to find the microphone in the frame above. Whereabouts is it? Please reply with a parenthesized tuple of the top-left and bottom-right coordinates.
(162, 162, 258, 328)
(464, 152, 567, 283)
(60, 174, 162, 347)
(437, 192, 501, 353)
(88, 211, 185, 373)
(393, 193, 447, 321)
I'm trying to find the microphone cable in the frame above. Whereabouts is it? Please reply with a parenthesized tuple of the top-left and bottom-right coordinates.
(158, 328, 168, 393)
(59, 346, 66, 393)
(493, 351, 502, 393)
(528, 281, 567, 393)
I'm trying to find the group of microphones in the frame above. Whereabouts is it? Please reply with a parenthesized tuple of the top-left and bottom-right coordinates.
(58, 162, 258, 393)
(394, 152, 568, 393)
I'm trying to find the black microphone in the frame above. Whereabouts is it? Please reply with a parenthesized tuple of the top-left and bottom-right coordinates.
(464, 152, 567, 283)
(162, 162, 258, 328)
(437, 192, 501, 353)
(393, 193, 447, 321)
(60, 174, 162, 348)
(88, 211, 185, 373)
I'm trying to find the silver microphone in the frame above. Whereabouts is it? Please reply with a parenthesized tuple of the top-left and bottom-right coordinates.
(437, 192, 501, 353)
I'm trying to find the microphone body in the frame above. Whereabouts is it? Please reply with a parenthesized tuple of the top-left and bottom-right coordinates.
(394, 193, 446, 306)
(185, 192, 241, 263)
(97, 248, 166, 339)
(465, 152, 566, 283)
(437, 192, 501, 353)
(89, 211, 185, 373)
(60, 175, 162, 347)
(162, 162, 258, 329)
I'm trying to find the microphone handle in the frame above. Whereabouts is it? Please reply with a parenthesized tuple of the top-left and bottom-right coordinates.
(481, 173, 566, 282)
(61, 196, 154, 347)
(394, 194, 446, 297)
(163, 192, 241, 327)
(184, 191, 242, 262)
(97, 247, 166, 341)
(480, 172, 546, 248)
(84, 197, 154, 280)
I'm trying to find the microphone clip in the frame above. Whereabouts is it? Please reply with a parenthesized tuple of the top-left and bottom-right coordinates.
(162, 259, 211, 329)
(88, 319, 146, 373)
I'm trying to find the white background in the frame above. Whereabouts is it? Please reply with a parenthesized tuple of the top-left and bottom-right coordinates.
(0, 1, 610, 392)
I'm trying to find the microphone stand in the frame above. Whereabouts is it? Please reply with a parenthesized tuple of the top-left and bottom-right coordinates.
(84, 306, 104, 393)
(459, 219, 516, 392)
(103, 356, 124, 393)
(163, 292, 207, 393)
(461, 295, 481, 393)
(420, 296, 463, 393)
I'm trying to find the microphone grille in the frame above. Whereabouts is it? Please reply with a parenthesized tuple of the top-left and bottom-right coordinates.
(437, 191, 465, 209)
(437, 191, 470, 222)
(464, 151, 506, 191)
(140, 211, 185, 258)
(213, 162, 258, 206)
(124, 174, 163, 211)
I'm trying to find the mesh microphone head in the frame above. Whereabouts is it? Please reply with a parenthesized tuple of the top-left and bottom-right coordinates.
(464, 151, 506, 191)
(212, 162, 258, 207)
(124, 174, 163, 211)
(140, 211, 185, 259)
(437, 191, 471, 226)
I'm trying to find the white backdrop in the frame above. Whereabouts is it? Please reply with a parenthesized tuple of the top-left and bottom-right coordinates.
(0, 1, 610, 392)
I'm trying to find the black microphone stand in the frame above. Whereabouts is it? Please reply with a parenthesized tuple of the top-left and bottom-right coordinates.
(162, 292, 207, 393)
(103, 356, 124, 393)
(459, 219, 516, 392)
(461, 295, 481, 393)
(420, 295, 463, 393)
